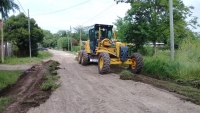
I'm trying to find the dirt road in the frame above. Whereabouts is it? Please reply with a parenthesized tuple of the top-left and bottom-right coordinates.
(28, 50, 200, 113)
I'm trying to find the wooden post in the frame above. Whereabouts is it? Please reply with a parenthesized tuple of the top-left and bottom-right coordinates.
(28, 9, 32, 62)
(80, 30, 82, 51)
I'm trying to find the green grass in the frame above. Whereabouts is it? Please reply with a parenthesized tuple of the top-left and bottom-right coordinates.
(142, 39, 200, 89)
(1, 51, 52, 65)
(40, 75, 60, 91)
(0, 70, 23, 91)
(0, 97, 12, 112)
(120, 70, 135, 80)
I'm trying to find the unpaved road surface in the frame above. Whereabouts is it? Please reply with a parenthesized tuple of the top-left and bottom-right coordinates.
(0, 64, 32, 70)
(27, 50, 200, 113)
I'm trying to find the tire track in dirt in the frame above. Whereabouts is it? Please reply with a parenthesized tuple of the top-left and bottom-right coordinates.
(28, 50, 200, 113)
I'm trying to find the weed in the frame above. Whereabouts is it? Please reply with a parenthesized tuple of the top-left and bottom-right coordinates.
(52, 76, 60, 80)
(48, 66, 55, 72)
(51, 70, 57, 75)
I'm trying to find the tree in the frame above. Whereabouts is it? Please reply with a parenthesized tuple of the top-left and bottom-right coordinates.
(57, 37, 78, 50)
(114, 0, 199, 55)
(4, 13, 44, 56)
(73, 26, 88, 41)
(57, 30, 67, 37)
(0, 0, 19, 62)
(0, 0, 19, 19)
(42, 30, 59, 48)
(57, 37, 70, 50)
(114, 17, 147, 51)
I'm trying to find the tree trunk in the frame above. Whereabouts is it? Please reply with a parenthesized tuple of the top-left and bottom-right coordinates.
(153, 42, 157, 56)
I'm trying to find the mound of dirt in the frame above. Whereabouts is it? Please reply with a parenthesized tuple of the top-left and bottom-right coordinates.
(0, 60, 60, 113)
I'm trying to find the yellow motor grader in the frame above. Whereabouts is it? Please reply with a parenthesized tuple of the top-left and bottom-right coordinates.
(78, 24, 143, 74)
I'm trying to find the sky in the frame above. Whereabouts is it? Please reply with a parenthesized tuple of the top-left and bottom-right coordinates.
(10, 0, 200, 33)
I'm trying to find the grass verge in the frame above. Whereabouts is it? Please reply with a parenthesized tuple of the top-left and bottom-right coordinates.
(142, 49, 200, 89)
(2, 51, 52, 65)
(0, 70, 23, 91)
(0, 97, 12, 112)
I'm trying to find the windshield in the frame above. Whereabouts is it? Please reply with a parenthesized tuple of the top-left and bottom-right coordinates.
(95, 28, 112, 40)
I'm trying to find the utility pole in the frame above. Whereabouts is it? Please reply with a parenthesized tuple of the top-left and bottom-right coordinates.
(68, 31, 69, 51)
(169, 0, 174, 60)
(80, 30, 82, 51)
(70, 26, 72, 51)
(28, 9, 32, 61)
(0, 19, 4, 63)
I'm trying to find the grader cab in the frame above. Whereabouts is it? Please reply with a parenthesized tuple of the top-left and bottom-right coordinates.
(78, 24, 143, 74)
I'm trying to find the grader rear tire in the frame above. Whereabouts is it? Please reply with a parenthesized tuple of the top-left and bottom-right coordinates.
(81, 50, 89, 65)
(128, 53, 143, 74)
(98, 52, 110, 74)
(78, 50, 83, 64)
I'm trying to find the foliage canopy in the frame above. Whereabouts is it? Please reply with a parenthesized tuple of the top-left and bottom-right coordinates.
(4, 13, 44, 56)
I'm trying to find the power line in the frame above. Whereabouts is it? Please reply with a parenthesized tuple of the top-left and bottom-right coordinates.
(94, 4, 117, 21)
(16, 0, 27, 16)
(33, 0, 91, 16)
(82, 3, 116, 25)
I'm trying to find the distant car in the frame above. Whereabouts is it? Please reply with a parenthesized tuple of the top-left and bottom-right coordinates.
(38, 47, 48, 51)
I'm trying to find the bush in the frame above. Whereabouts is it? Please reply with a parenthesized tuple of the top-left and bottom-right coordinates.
(72, 46, 84, 52)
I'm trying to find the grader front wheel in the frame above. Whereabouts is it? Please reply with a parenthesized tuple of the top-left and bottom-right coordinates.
(78, 50, 82, 64)
(128, 53, 143, 74)
(81, 50, 89, 65)
(98, 52, 110, 74)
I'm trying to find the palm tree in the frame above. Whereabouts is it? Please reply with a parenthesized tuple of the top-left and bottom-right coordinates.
(0, 0, 19, 19)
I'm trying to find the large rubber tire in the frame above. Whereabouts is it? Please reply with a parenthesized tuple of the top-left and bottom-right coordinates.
(78, 50, 83, 64)
(98, 52, 110, 74)
(128, 53, 143, 74)
(81, 50, 89, 65)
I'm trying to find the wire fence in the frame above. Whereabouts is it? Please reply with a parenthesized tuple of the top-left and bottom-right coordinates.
(0, 42, 13, 58)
